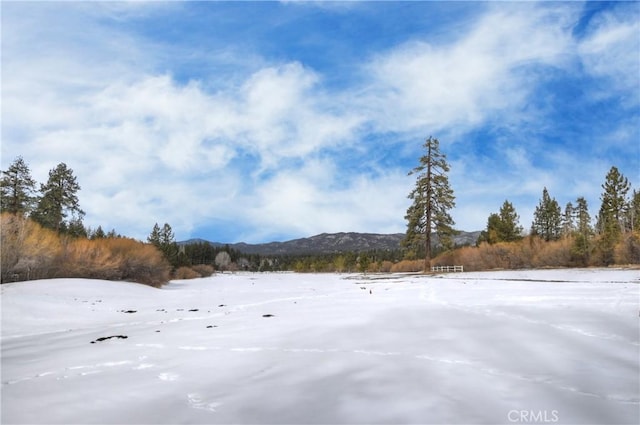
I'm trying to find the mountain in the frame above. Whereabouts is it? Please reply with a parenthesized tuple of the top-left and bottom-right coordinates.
(179, 231, 482, 256)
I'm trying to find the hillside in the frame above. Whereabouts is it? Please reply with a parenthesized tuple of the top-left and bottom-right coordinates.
(180, 231, 482, 256)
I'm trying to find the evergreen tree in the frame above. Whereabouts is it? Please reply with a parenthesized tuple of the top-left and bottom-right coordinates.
(629, 190, 640, 233)
(31, 163, 84, 232)
(148, 222, 179, 267)
(531, 187, 561, 241)
(497, 200, 523, 242)
(91, 225, 106, 239)
(575, 197, 592, 237)
(66, 216, 88, 238)
(0, 156, 38, 215)
(478, 200, 523, 244)
(403, 137, 456, 270)
(596, 166, 630, 264)
(572, 197, 592, 265)
(597, 166, 630, 237)
(147, 223, 161, 246)
(478, 213, 501, 245)
(561, 202, 576, 238)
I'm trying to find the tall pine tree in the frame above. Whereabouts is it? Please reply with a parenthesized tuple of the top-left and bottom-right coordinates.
(0, 156, 38, 216)
(597, 166, 630, 237)
(561, 202, 576, 238)
(531, 187, 561, 241)
(597, 166, 630, 264)
(403, 137, 456, 270)
(31, 163, 84, 232)
(629, 190, 640, 233)
(148, 222, 179, 267)
(571, 196, 592, 265)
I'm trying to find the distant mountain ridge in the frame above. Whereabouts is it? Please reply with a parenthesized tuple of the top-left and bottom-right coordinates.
(180, 231, 481, 256)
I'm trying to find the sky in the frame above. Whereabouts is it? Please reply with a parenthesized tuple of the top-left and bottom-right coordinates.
(2, 1, 639, 243)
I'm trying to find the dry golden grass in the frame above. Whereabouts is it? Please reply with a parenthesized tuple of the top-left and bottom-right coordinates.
(390, 260, 424, 273)
(1, 213, 61, 281)
(191, 264, 215, 277)
(433, 233, 640, 271)
(1, 213, 170, 286)
(174, 266, 202, 280)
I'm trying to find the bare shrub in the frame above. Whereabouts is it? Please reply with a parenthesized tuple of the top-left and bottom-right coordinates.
(378, 261, 393, 273)
(191, 264, 215, 277)
(1, 213, 61, 282)
(174, 266, 201, 280)
(57, 238, 121, 280)
(614, 232, 640, 265)
(530, 237, 572, 268)
(214, 251, 231, 270)
(390, 260, 424, 273)
(103, 238, 170, 287)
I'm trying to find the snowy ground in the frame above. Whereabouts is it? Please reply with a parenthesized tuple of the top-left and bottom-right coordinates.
(1, 269, 638, 424)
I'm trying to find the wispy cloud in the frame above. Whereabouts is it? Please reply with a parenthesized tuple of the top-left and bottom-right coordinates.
(2, 1, 637, 242)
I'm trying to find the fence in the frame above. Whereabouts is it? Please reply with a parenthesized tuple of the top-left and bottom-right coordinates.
(431, 265, 464, 273)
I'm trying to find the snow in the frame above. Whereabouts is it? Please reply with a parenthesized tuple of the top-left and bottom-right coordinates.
(1, 269, 638, 424)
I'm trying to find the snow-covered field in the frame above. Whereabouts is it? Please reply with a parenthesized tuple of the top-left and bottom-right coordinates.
(2, 269, 638, 424)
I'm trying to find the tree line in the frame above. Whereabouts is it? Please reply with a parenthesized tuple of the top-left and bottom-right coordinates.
(0, 158, 170, 285)
(403, 137, 639, 270)
(2, 148, 638, 285)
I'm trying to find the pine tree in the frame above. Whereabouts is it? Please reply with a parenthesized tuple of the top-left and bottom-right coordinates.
(66, 216, 88, 238)
(31, 163, 84, 232)
(561, 202, 576, 238)
(147, 223, 161, 246)
(575, 197, 592, 237)
(531, 187, 561, 241)
(478, 213, 502, 244)
(403, 137, 456, 270)
(478, 200, 523, 244)
(1, 156, 38, 216)
(629, 190, 640, 233)
(148, 222, 179, 267)
(597, 166, 630, 236)
(572, 197, 592, 265)
(597, 166, 631, 264)
(497, 200, 523, 242)
(91, 225, 106, 239)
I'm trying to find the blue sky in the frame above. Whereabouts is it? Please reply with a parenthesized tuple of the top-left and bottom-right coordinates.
(2, 1, 639, 243)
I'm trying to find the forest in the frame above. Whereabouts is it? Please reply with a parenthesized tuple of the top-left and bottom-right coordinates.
(1, 147, 638, 286)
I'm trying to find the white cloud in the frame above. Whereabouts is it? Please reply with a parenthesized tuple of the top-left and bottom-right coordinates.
(2, 2, 637, 242)
(578, 4, 640, 103)
(244, 161, 411, 242)
(361, 3, 576, 135)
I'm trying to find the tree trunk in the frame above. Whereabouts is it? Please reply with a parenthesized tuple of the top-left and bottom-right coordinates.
(424, 142, 432, 272)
